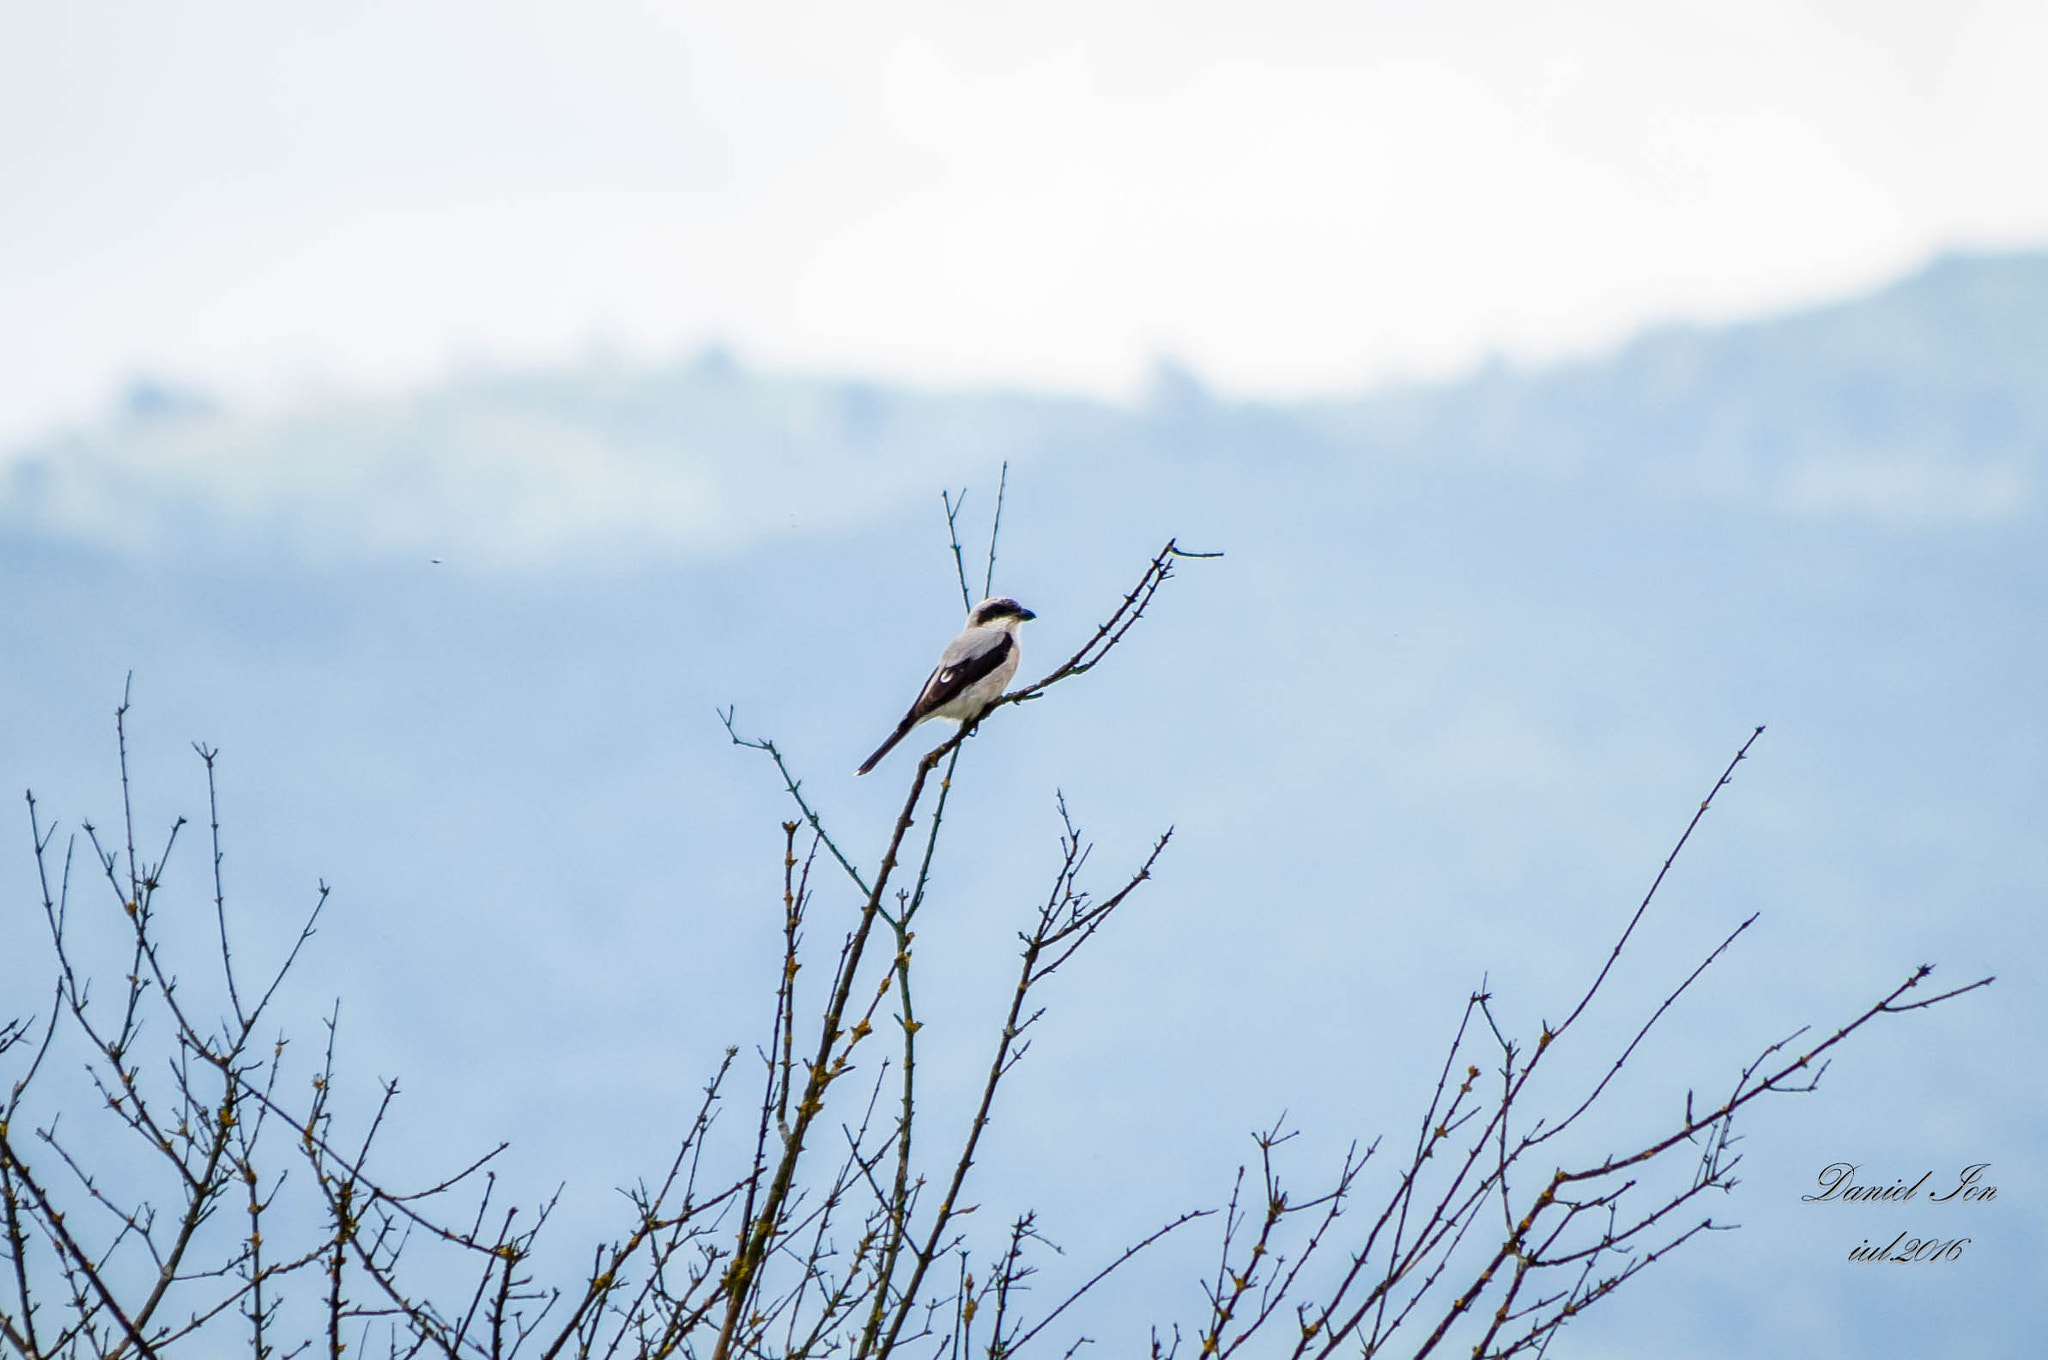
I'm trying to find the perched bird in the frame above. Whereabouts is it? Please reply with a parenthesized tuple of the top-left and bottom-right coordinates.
(857, 596, 1037, 775)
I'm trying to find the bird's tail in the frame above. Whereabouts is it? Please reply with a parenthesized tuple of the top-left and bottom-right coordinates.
(855, 720, 914, 776)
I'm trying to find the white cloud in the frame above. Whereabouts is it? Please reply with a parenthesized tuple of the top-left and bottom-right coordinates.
(4, 1, 2046, 444)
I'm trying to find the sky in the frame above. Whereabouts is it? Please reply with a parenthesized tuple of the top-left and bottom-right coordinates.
(5, 1, 2048, 446)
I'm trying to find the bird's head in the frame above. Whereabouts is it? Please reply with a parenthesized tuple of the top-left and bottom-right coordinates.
(969, 596, 1037, 631)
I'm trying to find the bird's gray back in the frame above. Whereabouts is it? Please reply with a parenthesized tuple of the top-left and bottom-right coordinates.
(939, 626, 1008, 669)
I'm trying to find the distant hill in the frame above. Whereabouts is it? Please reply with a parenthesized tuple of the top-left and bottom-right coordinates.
(1307, 250, 2048, 522)
(7, 251, 2044, 564)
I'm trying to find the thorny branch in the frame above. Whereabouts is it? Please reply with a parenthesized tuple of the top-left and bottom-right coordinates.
(1172, 728, 1992, 1360)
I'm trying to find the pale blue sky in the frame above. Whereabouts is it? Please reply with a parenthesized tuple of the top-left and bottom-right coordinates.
(4, 0, 2048, 445)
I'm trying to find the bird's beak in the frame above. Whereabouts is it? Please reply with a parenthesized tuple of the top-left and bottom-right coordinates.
(1016, 606, 1037, 621)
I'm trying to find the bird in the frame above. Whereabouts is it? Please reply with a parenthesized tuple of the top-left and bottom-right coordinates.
(857, 596, 1037, 775)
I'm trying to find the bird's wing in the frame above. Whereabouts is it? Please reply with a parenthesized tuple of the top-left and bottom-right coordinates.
(907, 627, 1014, 721)
(857, 628, 1017, 776)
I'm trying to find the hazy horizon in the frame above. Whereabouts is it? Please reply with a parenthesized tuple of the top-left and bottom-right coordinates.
(10, 2, 2048, 446)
